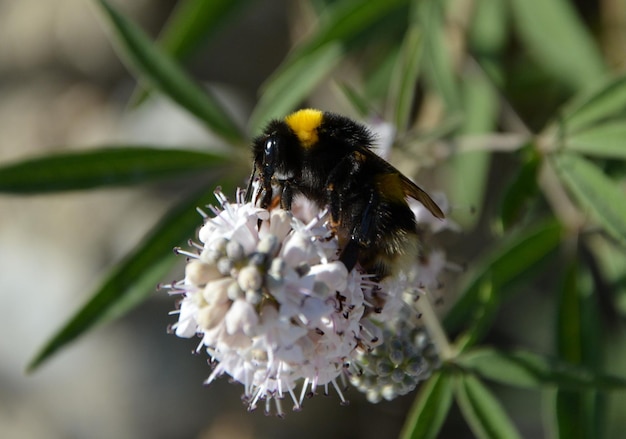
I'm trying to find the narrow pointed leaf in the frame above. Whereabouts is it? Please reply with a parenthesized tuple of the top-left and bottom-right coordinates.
(455, 375, 523, 439)
(131, 0, 250, 106)
(282, 0, 409, 64)
(560, 75, 626, 132)
(335, 82, 371, 117)
(405, 116, 463, 147)
(498, 149, 540, 230)
(552, 153, 626, 246)
(159, 0, 248, 63)
(400, 372, 454, 439)
(96, 0, 244, 142)
(509, 0, 605, 90)
(446, 65, 497, 228)
(249, 0, 409, 132)
(248, 44, 342, 133)
(454, 276, 498, 353)
(364, 45, 401, 101)
(586, 236, 626, 317)
(469, 0, 508, 56)
(550, 390, 602, 439)
(565, 122, 626, 159)
(418, 0, 461, 112)
(456, 348, 626, 390)
(557, 258, 603, 368)
(0, 147, 229, 194)
(550, 257, 606, 439)
(387, 26, 423, 132)
(444, 219, 562, 334)
(27, 184, 225, 372)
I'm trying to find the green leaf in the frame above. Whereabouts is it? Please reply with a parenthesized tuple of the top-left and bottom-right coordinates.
(549, 256, 606, 439)
(498, 149, 540, 230)
(509, 0, 605, 90)
(469, 0, 508, 55)
(418, 0, 462, 112)
(565, 122, 626, 159)
(557, 258, 603, 367)
(459, 66, 499, 131)
(387, 25, 423, 132)
(455, 374, 523, 439)
(131, 0, 250, 106)
(249, 0, 409, 132)
(585, 235, 626, 317)
(335, 82, 372, 117)
(552, 153, 626, 246)
(364, 45, 401, 101)
(291, 0, 409, 61)
(468, 0, 508, 90)
(399, 372, 454, 439)
(454, 276, 499, 353)
(0, 147, 229, 194)
(248, 44, 343, 133)
(444, 219, 562, 335)
(96, 0, 244, 142)
(456, 348, 626, 390)
(446, 64, 498, 229)
(560, 75, 626, 132)
(404, 116, 463, 147)
(557, 258, 584, 359)
(550, 390, 603, 439)
(27, 184, 224, 372)
(159, 0, 248, 62)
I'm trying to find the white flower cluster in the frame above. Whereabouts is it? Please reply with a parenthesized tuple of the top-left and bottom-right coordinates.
(169, 190, 385, 415)
(167, 189, 453, 415)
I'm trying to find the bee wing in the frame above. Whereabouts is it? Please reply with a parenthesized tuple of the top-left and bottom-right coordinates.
(398, 173, 445, 219)
(359, 146, 445, 219)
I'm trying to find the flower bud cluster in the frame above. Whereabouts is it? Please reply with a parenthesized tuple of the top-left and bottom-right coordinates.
(349, 320, 440, 403)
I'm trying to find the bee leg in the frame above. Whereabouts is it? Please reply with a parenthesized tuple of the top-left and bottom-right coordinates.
(326, 152, 376, 272)
(353, 189, 376, 247)
(280, 179, 295, 210)
(260, 185, 273, 208)
(337, 191, 376, 272)
(326, 150, 365, 224)
(327, 184, 341, 226)
(339, 239, 359, 272)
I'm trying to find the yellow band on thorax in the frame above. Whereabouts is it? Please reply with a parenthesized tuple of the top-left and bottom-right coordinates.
(285, 109, 323, 148)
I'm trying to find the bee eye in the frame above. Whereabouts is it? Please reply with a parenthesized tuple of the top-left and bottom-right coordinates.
(262, 137, 278, 179)
(265, 137, 277, 156)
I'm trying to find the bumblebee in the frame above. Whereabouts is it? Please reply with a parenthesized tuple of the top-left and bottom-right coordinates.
(246, 108, 444, 279)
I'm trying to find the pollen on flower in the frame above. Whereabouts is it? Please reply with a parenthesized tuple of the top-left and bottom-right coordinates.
(164, 188, 452, 415)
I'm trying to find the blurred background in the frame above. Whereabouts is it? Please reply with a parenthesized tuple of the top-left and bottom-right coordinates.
(1, 0, 626, 438)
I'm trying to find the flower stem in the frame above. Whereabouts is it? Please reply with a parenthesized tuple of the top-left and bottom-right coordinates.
(416, 294, 455, 361)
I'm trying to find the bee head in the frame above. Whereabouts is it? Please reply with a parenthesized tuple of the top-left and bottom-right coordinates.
(249, 114, 306, 206)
